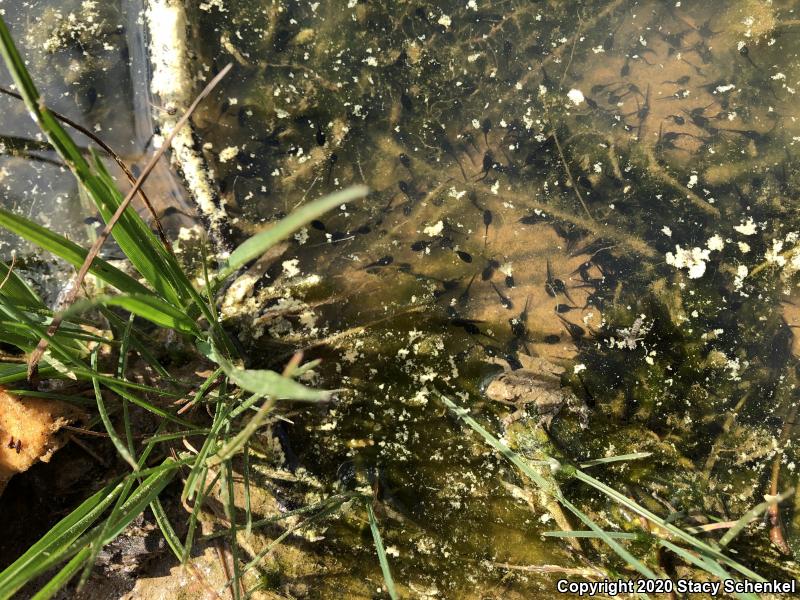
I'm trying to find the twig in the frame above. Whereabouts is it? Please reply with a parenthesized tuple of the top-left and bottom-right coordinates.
(27, 63, 233, 379)
(767, 396, 798, 554)
(551, 127, 594, 222)
(492, 562, 605, 578)
(559, 11, 583, 87)
(0, 86, 174, 254)
(0, 252, 16, 291)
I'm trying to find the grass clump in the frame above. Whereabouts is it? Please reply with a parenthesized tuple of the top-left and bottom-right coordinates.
(0, 16, 394, 599)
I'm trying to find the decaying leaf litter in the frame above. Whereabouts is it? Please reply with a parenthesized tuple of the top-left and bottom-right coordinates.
(2, 0, 800, 598)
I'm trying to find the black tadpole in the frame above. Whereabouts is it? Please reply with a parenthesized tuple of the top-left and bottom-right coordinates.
(481, 258, 499, 281)
(491, 282, 513, 309)
(483, 209, 492, 246)
(458, 273, 477, 306)
(364, 255, 394, 270)
(456, 250, 473, 263)
(481, 118, 492, 145)
(410, 240, 430, 252)
(557, 314, 585, 340)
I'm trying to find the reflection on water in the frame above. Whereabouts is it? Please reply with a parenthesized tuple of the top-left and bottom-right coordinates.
(6, 0, 800, 596)
(0, 0, 190, 303)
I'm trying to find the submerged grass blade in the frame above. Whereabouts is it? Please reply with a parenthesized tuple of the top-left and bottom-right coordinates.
(543, 531, 639, 540)
(218, 185, 369, 281)
(718, 488, 794, 548)
(437, 389, 768, 588)
(366, 501, 399, 600)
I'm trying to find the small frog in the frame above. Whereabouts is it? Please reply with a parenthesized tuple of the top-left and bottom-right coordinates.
(484, 355, 586, 428)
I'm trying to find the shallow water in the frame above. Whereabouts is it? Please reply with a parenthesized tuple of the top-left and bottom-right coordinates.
(5, 0, 800, 597)
(174, 0, 800, 595)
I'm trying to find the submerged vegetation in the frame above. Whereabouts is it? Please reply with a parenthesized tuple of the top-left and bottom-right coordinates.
(1, 0, 800, 598)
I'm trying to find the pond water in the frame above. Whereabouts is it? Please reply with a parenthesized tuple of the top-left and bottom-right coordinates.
(4, 0, 800, 597)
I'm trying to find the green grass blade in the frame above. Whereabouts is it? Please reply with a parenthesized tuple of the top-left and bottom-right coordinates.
(0, 207, 153, 297)
(718, 488, 794, 548)
(366, 501, 399, 600)
(30, 548, 90, 600)
(242, 444, 253, 535)
(91, 351, 138, 471)
(0, 480, 124, 598)
(543, 530, 639, 540)
(0, 260, 43, 309)
(211, 348, 330, 401)
(579, 452, 652, 468)
(150, 498, 184, 560)
(218, 185, 369, 281)
(66, 294, 201, 337)
(222, 456, 242, 600)
(0, 363, 55, 384)
(117, 314, 135, 456)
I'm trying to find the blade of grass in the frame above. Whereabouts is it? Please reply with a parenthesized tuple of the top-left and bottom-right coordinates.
(579, 452, 652, 468)
(150, 497, 184, 560)
(718, 488, 794, 548)
(0, 207, 153, 297)
(209, 346, 331, 401)
(91, 350, 138, 471)
(0, 479, 124, 598)
(366, 501, 399, 600)
(0, 259, 43, 309)
(543, 531, 639, 540)
(182, 469, 221, 564)
(216, 185, 369, 281)
(30, 548, 89, 600)
(223, 452, 243, 600)
(117, 314, 135, 457)
(242, 444, 253, 535)
(65, 294, 201, 337)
